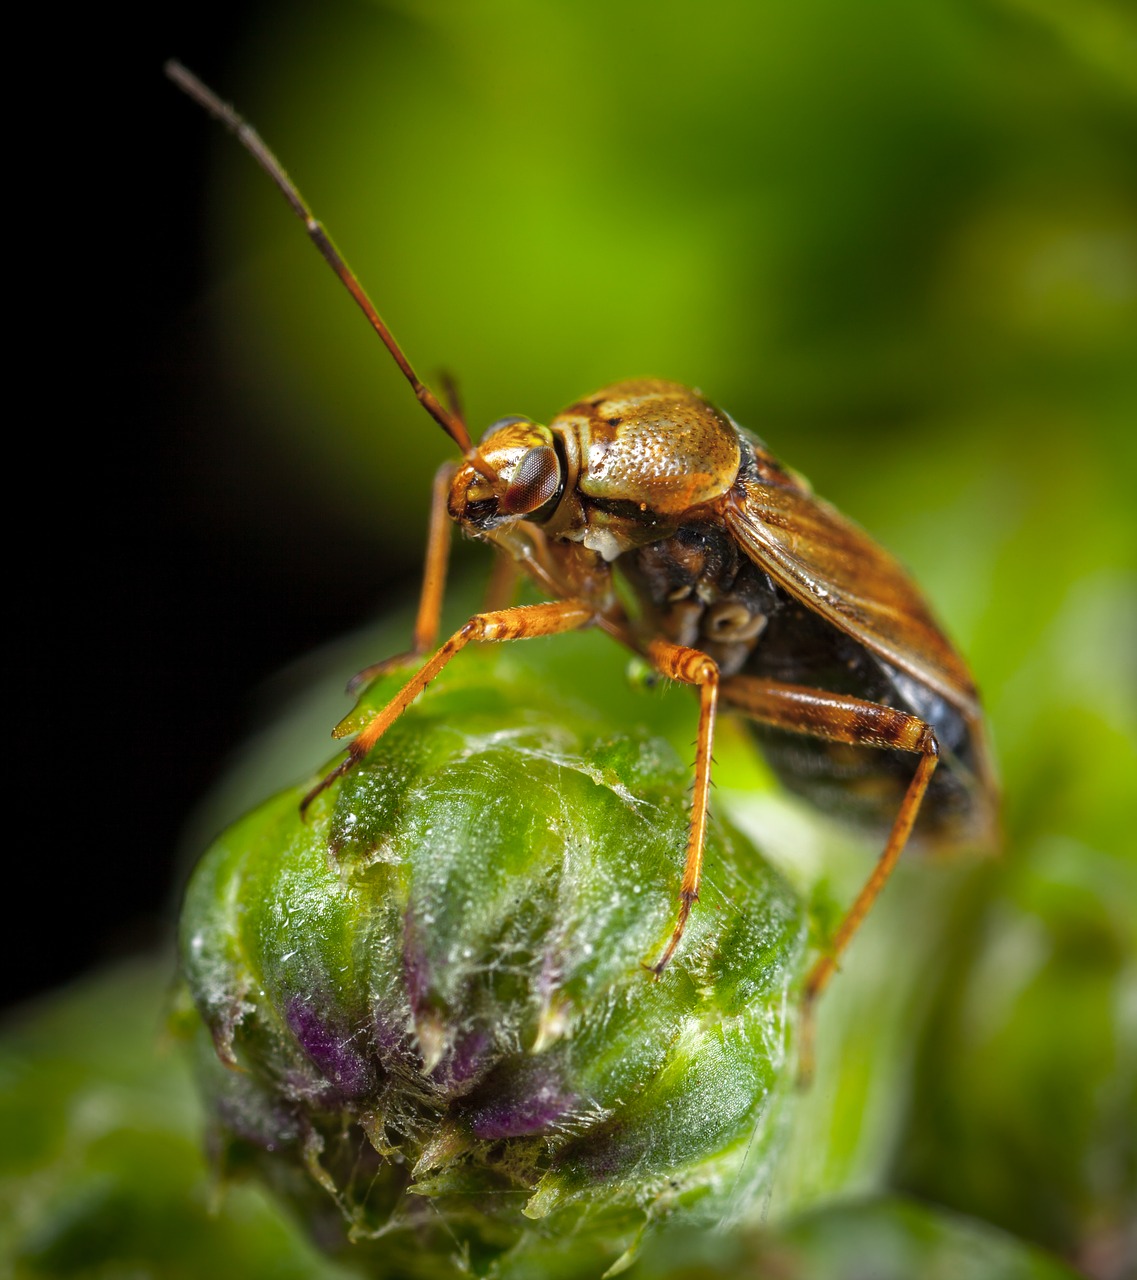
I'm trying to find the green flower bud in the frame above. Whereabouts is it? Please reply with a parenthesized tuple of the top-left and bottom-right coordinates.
(180, 643, 805, 1277)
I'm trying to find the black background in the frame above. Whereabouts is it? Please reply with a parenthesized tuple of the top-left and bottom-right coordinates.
(13, 4, 404, 1011)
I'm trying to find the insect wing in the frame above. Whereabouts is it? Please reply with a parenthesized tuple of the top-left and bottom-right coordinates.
(723, 444, 980, 718)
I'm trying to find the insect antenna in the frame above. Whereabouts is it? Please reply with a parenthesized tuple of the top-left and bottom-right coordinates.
(165, 60, 497, 482)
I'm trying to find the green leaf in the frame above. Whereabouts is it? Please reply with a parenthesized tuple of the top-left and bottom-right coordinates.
(631, 1195, 1082, 1279)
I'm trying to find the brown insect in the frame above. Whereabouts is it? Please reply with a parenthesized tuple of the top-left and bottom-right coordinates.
(168, 63, 999, 1018)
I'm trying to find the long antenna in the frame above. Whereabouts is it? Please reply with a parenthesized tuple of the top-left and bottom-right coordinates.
(165, 60, 496, 482)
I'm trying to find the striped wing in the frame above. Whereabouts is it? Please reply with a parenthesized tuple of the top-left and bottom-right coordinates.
(723, 443, 979, 717)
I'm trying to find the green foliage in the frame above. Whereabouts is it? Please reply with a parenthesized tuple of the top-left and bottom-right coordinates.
(0, 964, 356, 1280)
(632, 1197, 1083, 1279)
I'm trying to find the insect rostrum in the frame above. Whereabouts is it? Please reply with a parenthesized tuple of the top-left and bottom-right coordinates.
(169, 61, 997, 1011)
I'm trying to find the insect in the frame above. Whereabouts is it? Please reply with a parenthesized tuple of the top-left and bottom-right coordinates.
(168, 63, 999, 1016)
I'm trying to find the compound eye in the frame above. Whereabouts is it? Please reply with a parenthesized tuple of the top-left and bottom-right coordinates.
(501, 445, 562, 515)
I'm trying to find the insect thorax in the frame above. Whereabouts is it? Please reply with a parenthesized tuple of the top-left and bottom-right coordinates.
(551, 379, 742, 517)
(622, 520, 779, 677)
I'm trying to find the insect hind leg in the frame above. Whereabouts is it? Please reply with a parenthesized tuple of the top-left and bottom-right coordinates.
(720, 674, 939, 1076)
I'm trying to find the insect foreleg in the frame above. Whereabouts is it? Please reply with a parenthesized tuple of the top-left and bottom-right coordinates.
(302, 599, 596, 814)
(645, 639, 721, 975)
(482, 551, 522, 614)
(719, 674, 939, 1073)
(347, 462, 457, 696)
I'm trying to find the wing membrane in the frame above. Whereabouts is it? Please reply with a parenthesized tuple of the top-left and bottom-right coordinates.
(723, 447, 979, 717)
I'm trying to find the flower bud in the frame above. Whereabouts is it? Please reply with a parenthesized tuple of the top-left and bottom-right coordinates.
(180, 645, 805, 1277)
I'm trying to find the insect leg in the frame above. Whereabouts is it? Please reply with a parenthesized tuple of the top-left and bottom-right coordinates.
(482, 551, 521, 613)
(347, 463, 457, 695)
(720, 675, 939, 1063)
(302, 599, 596, 814)
(645, 639, 721, 975)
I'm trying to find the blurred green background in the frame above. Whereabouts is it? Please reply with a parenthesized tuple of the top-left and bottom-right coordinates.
(205, 0, 1137, 567)
(9, 0, 1135, 1275)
